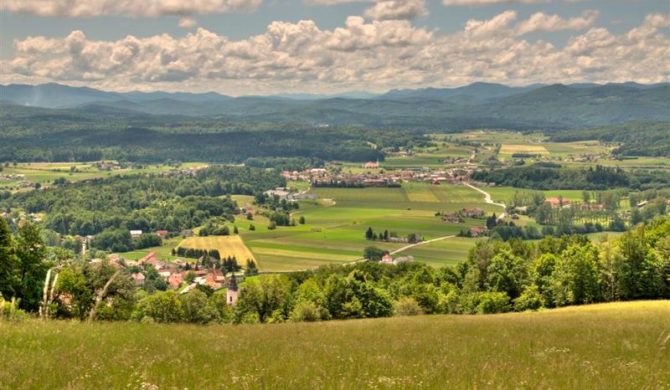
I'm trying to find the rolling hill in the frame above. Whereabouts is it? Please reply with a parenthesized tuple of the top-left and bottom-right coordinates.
(2, 82, 668, 129)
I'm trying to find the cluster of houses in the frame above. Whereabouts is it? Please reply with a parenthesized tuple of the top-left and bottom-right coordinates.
(114, 252, 240, 305)
(94, 161, 122, 171)
(440, 207, 486, 223)
(281, 167, 475, 188)
(263, 187, 318, 202)
(0, 173, 26, 181)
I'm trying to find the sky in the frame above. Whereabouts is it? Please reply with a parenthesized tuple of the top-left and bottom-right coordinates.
(1, 0, 669, 95)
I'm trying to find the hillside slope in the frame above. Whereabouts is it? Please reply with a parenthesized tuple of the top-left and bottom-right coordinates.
(1, 301, 668, 389)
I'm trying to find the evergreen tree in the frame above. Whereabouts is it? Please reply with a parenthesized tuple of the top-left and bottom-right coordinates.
(0, 217, 18, 300)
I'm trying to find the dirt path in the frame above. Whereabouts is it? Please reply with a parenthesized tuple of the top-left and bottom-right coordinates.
(390, 234, 456, 255)
(463, 181, 507, 219)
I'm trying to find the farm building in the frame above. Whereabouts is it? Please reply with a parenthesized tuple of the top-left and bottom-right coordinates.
(462, 208, 485, 218)
(380, 253, 394, 264)
(131, 273, 145, 286)
(546, 197, 571, 208)
(470, 226, 488, 237)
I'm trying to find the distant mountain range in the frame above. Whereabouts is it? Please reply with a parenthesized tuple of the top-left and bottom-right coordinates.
(1, 82, 669, 130)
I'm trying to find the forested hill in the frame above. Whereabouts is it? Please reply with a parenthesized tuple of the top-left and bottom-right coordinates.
(2, 82, 669, 130)
(549, 122, 670, 157)
(0, 104, 426, 163)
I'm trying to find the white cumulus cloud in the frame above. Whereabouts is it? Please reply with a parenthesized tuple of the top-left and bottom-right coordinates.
(2, 11, 668, 94)
(364, 0, 427, 21)
(0, 0, 262, 17)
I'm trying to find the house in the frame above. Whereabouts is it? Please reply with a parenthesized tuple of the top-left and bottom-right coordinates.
(363, 161, 380, 169)
(462, 208, 485, 218)
(470, 226, 488, 237)
(380, 253, 394, 264)
(180, 229, 194, 237)
(636, 200, 649, 208)
(442, 212, 463, 223)
(140, 252, 164, 270)
(168, 273, 183, 289)
(513, 206, 529, 215)
(226, 274, 239, 306)
(130, 230, 143, 238)
(205, 269, 225, 290)
(264, 187, 291, 200)
(546, 197, 570, 208)
(154, 230, 169, 238)
(131, 273, 145, 286)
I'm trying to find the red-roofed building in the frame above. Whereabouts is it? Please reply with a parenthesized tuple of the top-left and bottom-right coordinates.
(469, 226, 488, 237)
(131, 272, 145, 286)
(546, 197, 570, 208)
(168, 273, 183, 290)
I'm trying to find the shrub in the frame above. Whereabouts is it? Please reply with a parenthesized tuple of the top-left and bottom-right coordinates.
(460, 292, 511, 314)
(0, 297, 27, 322)
(393, 297, 423, 316)
(514, 285, 543, 311)
(290, 301, 322, 322)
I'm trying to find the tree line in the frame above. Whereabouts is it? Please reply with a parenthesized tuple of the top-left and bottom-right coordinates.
(3, 215, 668, 324)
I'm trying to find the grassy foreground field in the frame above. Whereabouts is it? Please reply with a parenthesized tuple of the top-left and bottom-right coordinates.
(1, 301, 668, 389)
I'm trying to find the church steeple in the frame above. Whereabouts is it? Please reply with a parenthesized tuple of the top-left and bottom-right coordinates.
(226, 274, 239, 306)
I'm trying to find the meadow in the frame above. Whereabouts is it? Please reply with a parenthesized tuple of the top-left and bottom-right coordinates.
(1, 301, 668, 389)
(178, 236, 256, 262)
(232, 183, 498, 272)
(0, 162, 207, 191)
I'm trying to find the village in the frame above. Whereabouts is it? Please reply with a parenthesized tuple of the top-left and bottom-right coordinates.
(280, 162, 476, 188)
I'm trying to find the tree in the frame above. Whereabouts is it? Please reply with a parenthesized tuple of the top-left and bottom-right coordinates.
(55, 266, 93, 319)
(180, 290, 219, 324)
(235, 275, 292, 323)
(15, 223, 49, 311)
(615, 226, 665, 299)
(486, 249, 528, 300)
(365, 227, 374, 240)
(133, 291, 184, 323)
(0, 217, 17, 300)
(551, 244, 601, 306)
(363, 246, 385, 261)
(245, 259, 259, 276)
(299, 216, 306, 225)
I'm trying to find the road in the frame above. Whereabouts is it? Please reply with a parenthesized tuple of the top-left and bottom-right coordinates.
(390, 234, 456, 255)
(463, 181, 507, 219)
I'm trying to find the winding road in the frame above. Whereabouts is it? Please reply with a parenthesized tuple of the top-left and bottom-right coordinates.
(463, 181, 507, 220)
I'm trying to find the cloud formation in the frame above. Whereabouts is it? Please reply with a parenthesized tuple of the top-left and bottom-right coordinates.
(0, 0, 261, 17)
(3, 12, 668, 94)
(364, 0, 427, 21)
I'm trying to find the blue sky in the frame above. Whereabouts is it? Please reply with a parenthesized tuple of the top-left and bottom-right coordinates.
(1, 0, 668, 94)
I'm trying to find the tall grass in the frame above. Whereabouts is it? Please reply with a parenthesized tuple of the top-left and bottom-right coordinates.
(1, 301, 669, 389)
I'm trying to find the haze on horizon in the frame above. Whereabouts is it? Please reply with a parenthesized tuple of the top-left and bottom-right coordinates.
(1, 0, 669, 95)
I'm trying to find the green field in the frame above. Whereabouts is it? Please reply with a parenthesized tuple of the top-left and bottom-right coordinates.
(1, 301, 668, 389)
(239, 183, 494, 272)
(0, 162, 207, 191)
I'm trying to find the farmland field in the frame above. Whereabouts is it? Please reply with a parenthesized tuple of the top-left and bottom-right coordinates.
(239, 183, 494, 272)
(1, 301, 668, 389)
(0, 162, 207, 192)
(178, 235, 256, 262)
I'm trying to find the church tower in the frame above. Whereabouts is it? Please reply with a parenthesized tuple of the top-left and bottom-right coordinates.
(226, 274, 239, 306)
